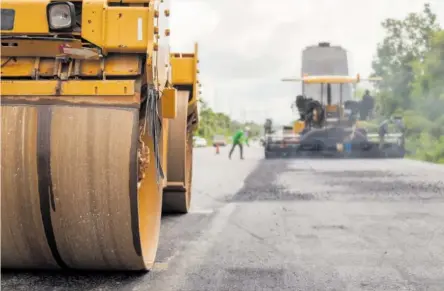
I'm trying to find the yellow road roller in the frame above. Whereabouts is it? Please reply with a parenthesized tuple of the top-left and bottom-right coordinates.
(1, 0, 200, 271)
(163, 43, 200, 213)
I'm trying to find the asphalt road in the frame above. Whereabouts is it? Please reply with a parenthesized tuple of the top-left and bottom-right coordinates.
(2, 146, 444, 291)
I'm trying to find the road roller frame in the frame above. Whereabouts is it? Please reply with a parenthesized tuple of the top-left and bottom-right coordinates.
(1, 0, 198, 271)
(162, 43, 200, 214)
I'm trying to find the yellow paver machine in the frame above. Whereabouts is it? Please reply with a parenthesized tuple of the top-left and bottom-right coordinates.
(265, 74, 406, 158)
(1, 0, 200, 270)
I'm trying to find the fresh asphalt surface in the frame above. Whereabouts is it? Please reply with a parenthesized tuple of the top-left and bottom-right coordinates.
(2, 145, 444, 291)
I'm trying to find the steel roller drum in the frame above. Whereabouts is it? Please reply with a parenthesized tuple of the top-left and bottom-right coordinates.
(1, 104, 162, 270)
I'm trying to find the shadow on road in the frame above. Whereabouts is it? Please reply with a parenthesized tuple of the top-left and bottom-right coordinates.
(1, 269, 148, 291)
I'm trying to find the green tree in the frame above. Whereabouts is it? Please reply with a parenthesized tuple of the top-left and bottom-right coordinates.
(371, 3, 444, 163)
(196, 98, 262, 143)
(371, 3, 440, 116)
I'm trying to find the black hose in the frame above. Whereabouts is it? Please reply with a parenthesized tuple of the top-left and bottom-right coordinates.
(143, 85, 164, 183)
(1, 57, 15, 68)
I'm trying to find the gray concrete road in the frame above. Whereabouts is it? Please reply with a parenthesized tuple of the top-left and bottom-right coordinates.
(2, 146, 444, 291)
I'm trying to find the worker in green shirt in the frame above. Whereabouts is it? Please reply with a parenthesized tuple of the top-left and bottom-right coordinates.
(229, 127, 250, 160)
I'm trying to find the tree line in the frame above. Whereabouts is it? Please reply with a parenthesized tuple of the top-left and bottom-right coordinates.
(195, 99, 262, 143)
(371, 3, 444, 163)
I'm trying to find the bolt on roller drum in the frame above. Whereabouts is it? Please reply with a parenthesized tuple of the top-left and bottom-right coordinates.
(1, 103, 162, 271)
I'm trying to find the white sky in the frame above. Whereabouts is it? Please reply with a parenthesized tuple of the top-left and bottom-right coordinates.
(170, 0, 444, 125)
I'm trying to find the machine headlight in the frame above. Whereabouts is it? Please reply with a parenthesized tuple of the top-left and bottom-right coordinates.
(47, 2, 75, 30)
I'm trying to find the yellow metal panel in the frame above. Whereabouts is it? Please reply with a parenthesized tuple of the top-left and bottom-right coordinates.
(170, 58, 195, 85)
(0, 39, 83, 57)
(82, 2, 155, 53)
(2, 0, 156, 55)
(143, 4, 156, 86)
(80, 55, 142, 76)
(170, 43, 199, 108)
(1, 57, 55, 77)
(283, 75, 361, 84)
(302, 75, 358, 84)
(104, 55, 141, 75)
(293, 121, 305, 134)
(192, 43, 200, 106)
(1, 57, 34, 76)
(1, 95, 140, 107)
(161, 88, 177, 119)
(1, 0, 50, 34)
(82, 2, 157, 53)
(326, 105, 338, 112)
(1, 56, 141, 78)
(154, 0, 171, 90)
(104, 7, 149, 52)
(1, 80, 135, 96)
(81, 0, 106, 49)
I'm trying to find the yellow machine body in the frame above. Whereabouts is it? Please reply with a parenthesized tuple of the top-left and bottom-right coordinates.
(287, 74, 363, 134)
(293, 120, 305, 134)
(162, 43, 200, 213)
(169, 42, 200, 127)
(2, 0, 156, 54)
(1, 0, 198, 271)
(325, 104, 338, 113)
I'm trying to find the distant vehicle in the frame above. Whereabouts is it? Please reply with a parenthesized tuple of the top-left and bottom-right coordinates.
(263, 125, 300, 158)
(275, 42, 404, 159)
(212, 135, 227, 147)
(193, 136, 207, 147)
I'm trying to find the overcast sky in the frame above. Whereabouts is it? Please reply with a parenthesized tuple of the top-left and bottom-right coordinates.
(170, 0, 444, 125)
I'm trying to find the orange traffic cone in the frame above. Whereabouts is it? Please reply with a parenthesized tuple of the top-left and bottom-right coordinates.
(215, 144, 220, 154)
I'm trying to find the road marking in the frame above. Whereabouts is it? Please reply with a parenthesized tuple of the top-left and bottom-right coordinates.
(189, 209, 214, 214)
(150, 204, 238, 288)
(152, 262, 169, 271)
(152, 250, 181, 272)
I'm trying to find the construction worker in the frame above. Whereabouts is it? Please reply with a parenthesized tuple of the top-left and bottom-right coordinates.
(360, 90, 375, 120)
(229, 127, 250, 160)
